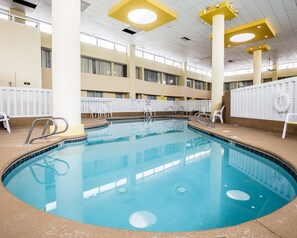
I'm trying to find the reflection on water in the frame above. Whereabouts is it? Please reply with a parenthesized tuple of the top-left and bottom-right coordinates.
(3, 119, 297, 232)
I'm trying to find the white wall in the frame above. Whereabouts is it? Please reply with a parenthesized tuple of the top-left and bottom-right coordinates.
(0, 20, 41, 88)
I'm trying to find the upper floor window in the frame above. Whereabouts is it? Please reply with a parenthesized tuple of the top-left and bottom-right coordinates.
(114, 63, 127, 77)
(41, 48, 51, 68)
(164, 73, 178, 85)
(144, 69, 161, 83)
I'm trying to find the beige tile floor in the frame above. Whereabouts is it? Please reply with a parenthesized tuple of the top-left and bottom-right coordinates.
(0, 117, 296, 238)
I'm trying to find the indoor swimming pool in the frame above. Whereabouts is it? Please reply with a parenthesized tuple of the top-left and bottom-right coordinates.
(2, 119, 297, 232)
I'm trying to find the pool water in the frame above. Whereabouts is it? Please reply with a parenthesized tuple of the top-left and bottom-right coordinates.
(3, 119, 297, 232)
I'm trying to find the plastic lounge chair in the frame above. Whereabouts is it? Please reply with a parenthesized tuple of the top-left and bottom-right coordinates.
(0, 112, 11, 133)
(212, 105, 225, 123)
(282, 113, 297, 139)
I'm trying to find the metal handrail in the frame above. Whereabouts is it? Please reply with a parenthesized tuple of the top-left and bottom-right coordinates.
(24, 117, 69, 145)
(176, 106, 185, 114)
(163, 106, 174, 115)
(194, 112, 215, 128)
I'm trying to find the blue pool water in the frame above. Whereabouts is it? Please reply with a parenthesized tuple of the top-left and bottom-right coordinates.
(3, 119, 297, 232)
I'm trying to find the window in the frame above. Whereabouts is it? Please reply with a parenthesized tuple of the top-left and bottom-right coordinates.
(136, 67, 141, 79)
(80, 34, 97, 45)
(194, 80, 204, 90)
(41, 48, 51, 68)
(144, 69, 161, 83)
(155, 56, 164, 63)
(136, 50, 143, 58)
(238, 80, 252, 88)
(97, 39, 114, 50)
(40, 22, 52, 34)
(81, 57, 93, 73)
(186, 79, 192, 88)
(115, 44, 127, 53)
(87, 91, 102, 98)
(94, 60, 111, 76)
(224, 82, 238, 90)
(165, 59, 174, 66)
(164, 73, 178, 85)
(114, 63, 127, 77)
(116, 93, 124, 98)
(143, 52, 154, 61)
(207, 83, 212, 91)
(81, 57, 111, 75)
(167, 96, 175, 101)
(147, 95, 156, 100)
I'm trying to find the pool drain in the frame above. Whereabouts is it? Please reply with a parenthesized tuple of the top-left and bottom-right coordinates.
(175, 186, 189, 195)
(116, 186, 128, 195)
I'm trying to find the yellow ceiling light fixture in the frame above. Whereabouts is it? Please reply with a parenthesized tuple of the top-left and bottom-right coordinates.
(224, 18, 276, 47)
(199, 1, 237, 25)
(246, 44, 271, 54)
(108, 0, 177, 31)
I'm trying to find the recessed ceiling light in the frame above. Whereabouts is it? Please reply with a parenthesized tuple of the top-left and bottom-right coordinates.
(265, 35, 268, 38)
(256, 25, 262, 29)
(128, 9, 157, 25)
(227, 44, 231, 47)
(230, 33, 255, 43)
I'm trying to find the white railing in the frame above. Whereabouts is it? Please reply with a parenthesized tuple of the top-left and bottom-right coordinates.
(81, 97, 211, 114)
(231, 77, 297, 121)
(0, 86, 211, 117)
(0, 87, 52, 118)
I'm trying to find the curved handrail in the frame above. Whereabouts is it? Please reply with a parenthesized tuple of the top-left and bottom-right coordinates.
(176, 106, 185, 114)
(24, 117, 69, 145)
(163, 106, 174, 115)
(52, 117, 69, 136)
(24, 118, 58, 145)
(194, 112, 215, 128)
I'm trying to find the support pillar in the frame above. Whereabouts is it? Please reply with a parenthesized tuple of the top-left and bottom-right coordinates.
(211, 14, 225, 112)
(128, 45, 136, 98)
(182, 62, 188, 100)
(52, 0, 84, 136)
(253, 49, 262, 85)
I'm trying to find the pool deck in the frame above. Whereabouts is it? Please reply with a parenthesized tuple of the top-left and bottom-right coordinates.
(0, 117, 297, 238)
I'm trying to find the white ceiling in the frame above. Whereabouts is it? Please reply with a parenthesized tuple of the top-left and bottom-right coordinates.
(1, 0, 297, 71)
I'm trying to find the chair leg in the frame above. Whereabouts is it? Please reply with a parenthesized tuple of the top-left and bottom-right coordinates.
(282, 122, 288, 139)
(220, 115, 223, 123)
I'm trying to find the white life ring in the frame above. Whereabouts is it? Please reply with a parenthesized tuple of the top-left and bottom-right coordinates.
(273, 90, 290, 113)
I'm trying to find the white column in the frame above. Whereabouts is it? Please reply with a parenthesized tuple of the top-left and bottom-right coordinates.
(52, 0, 84, 136)
(253, 49, 262, 85)
(211, 14, 225, 112)
(182, 62, 188, 100)
(128, 45, 136, 98)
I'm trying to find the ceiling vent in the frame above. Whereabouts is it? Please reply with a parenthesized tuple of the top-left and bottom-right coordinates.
(12, 0, 37, 9)
(181, 36, 191, 41)
(81, 0, 90, 12)
(122, 26, 141, 35)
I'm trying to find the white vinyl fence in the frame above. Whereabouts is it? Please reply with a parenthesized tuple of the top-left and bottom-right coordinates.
(231, 77, 297, 121)
(0, 86, 211, 117)
(81, 97, 211, 114)
(0, 87, 52, 117)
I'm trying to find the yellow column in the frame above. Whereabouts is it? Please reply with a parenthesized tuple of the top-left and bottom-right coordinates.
(253, 49, 262, 85)
(52, 0, 84, 136)
(211, 14, 225, 112)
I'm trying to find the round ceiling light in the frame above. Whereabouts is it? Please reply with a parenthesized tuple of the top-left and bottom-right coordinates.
(230, 33, 255, 43)
(128, 9, 157, 25)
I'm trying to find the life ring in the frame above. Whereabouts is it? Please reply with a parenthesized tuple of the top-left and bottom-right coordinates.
(273, 90, 290, 113)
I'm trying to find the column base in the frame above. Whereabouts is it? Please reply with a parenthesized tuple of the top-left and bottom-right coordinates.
(50, 124, 85, 137)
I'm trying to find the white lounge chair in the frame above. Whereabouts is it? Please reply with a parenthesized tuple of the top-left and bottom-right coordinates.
(212, 105, 225, 123)
(0, 112, 11, 133)
(282, 113, 297, 139)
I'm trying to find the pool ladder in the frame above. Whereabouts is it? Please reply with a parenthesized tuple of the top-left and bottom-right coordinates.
(194, 112, 215, 128)
(24, 117, 69, 145)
